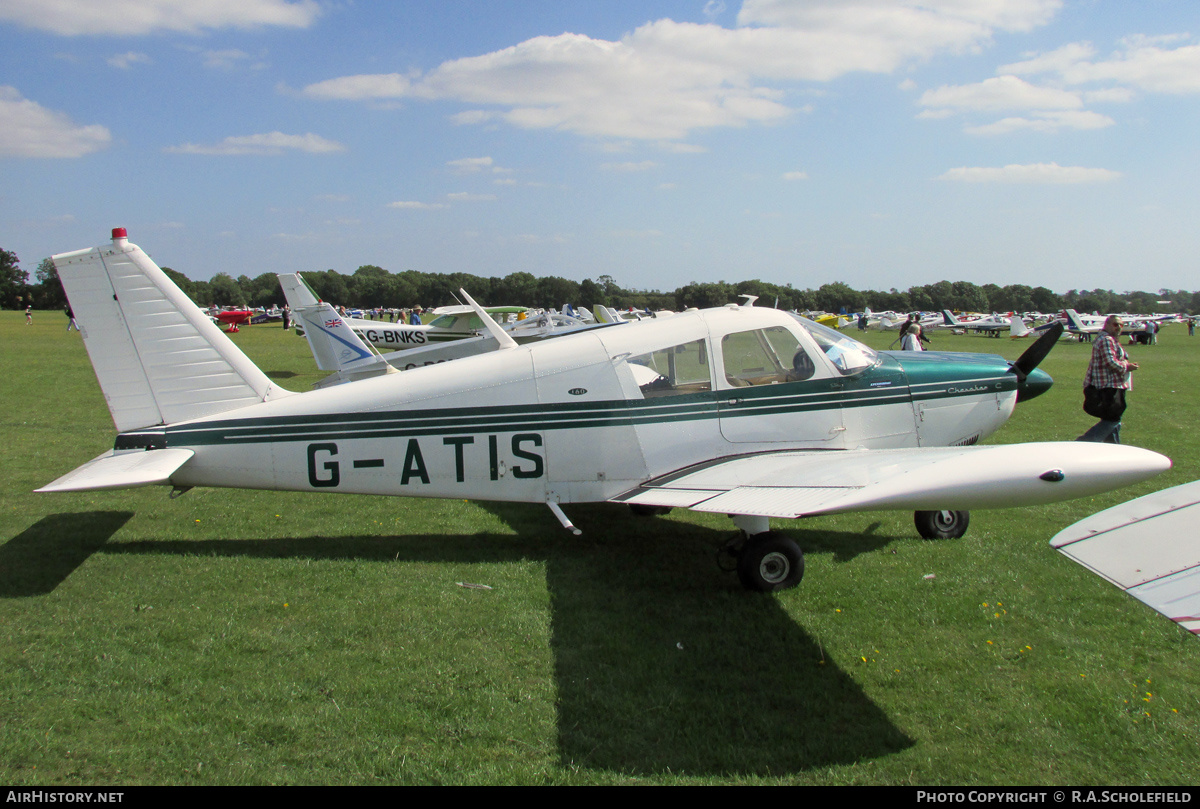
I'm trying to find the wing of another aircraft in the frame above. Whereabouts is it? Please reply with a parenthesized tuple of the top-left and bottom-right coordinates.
(613, 442, 1169, 518)
(1051, 480, 1200, 637)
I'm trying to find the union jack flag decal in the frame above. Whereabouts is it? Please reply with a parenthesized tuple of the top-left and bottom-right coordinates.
(325, 319, 341, 328)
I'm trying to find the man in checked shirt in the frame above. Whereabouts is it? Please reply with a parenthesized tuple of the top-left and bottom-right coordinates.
(1077, 315, 1140, 444)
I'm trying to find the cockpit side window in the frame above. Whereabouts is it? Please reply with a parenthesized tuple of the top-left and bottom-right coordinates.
(721, 326, 814, 387)
(628, 339, 712, 397)
(786, 313, 878, 376)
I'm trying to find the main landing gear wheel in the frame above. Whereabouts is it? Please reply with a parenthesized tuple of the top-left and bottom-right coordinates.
(914, 510, 970, 539)
(736, 531, 805, 592)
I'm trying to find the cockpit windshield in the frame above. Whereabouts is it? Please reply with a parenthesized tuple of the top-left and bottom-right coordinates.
(786, 313, 879, 375)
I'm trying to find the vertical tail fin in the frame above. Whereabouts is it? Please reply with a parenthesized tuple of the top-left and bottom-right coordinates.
(277, 271, 322, 309)
(54, 229, 292, 432)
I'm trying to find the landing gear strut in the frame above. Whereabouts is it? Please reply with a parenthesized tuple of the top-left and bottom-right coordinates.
(914, 510, 970, 539)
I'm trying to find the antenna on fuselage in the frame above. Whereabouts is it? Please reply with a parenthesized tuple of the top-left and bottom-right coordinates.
(739, 295, 758, 308)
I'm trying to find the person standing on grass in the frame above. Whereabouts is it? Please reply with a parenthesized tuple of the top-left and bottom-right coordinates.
(1078, 315, 1138, 444)
(25, 304, 31, 325)
(901, 323, 924, 351)
(65, 304, 77, 332)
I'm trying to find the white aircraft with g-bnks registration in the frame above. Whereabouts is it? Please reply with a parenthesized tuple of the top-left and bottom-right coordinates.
(278, 273, 617, 388)
(40, 230, 1171, 592)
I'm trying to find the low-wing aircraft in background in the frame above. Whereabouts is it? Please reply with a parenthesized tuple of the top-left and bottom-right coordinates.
(939, 310, 1033, 338)
(287, 275, 533, 351)
(278, 273, 617, 388)
(40, 230, 1171, 592)
(1061, 309, 1170, 343)
(208, 306, 255, 332)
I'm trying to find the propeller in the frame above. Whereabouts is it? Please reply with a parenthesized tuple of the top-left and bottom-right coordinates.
(1009, 321, 1063, 402)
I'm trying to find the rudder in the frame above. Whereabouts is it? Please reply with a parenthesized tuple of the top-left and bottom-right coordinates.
(54, 228, 291, 432)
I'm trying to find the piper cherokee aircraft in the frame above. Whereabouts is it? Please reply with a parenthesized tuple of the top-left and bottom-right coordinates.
(40, 230, 1171, 592)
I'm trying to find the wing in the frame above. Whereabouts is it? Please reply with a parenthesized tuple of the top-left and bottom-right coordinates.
(612, 442, 1169, 518)
(1051, 480, 1200, 637)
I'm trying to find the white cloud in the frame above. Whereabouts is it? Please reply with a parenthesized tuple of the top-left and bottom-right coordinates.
(0, 86, 111, 158)
(201, 49, 255, 70)
(737, 0, 1061, 33)
(165, 131, 344, 155)
(782, 170, 808, 181)
(920, 75, 1082, 112)
(302, 0, 1064, 141)
(388, 201, 448, 210)
(302, 73, 414, 100)
(1003, 36, 1200, 94)
(918, 75, 1119, 134)
(703, 1, 727, 22)
(447, 156, 493, 173)
(106, 51, 152, 69)
(938, 162, 1121, 184)
(0, 0, 320, 36)
(963, 109, 1113, 135)
(447, 156, 515, 176)
(449, 110, 495, 126)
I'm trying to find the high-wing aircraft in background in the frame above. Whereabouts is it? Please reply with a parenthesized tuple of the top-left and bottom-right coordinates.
(40, 230, 1170, 592)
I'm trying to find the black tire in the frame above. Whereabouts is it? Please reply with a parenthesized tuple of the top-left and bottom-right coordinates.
(736, 532, 805, 592)
(629, 504, 673, 517)
(914, 510, 970, 539)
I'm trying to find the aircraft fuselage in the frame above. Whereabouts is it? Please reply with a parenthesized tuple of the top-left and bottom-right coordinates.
(112, 307, 1037, 505)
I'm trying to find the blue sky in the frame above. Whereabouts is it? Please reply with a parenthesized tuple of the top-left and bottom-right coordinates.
(3, 1, 1199, 297)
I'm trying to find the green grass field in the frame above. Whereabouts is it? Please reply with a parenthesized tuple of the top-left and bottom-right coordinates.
(2, 310, 1197, 785)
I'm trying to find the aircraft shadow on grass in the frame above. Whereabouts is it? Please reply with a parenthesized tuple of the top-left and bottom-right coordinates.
(0, 511, 132, 597)
(77, 500, 912, 777)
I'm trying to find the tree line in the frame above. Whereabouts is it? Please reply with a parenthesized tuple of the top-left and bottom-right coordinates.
(3, 246, 1197, 316)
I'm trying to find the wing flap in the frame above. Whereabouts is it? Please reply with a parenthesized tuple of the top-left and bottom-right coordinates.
(36, 448, 195, 493)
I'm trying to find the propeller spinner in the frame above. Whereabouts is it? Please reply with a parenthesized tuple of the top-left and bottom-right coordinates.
(1010, 321, 1063, 402)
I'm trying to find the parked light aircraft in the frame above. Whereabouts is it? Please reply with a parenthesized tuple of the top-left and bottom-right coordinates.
(939, 310, 1032, 338)
(1061, 309, 1164, 343)
(40, 230, 1171, 592)
(208, 307, 254, 332)
(288, 273, 534, 351)
(278, 273, 616, 388)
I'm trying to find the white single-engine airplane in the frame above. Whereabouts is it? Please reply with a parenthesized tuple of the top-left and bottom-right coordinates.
(41, 230, 1171, 592)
